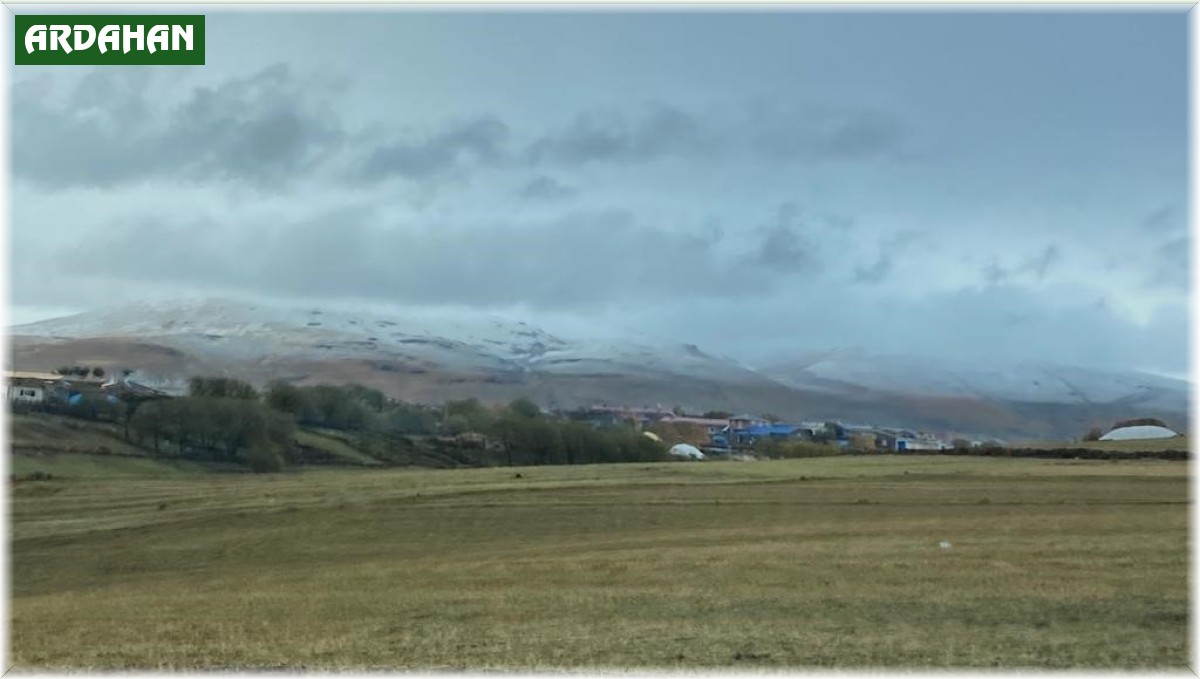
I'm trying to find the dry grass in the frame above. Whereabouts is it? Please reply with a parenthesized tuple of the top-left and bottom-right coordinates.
(1014, 437, 1190, 453)
(9, 456, 1189, 670)
(294, 428, 385, 466)
(10, 412, 145, 456)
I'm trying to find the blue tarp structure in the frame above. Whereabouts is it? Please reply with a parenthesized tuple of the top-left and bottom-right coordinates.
(743, 424, 804, 437)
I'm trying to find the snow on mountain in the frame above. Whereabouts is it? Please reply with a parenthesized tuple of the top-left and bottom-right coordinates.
(10, 300, 1187, 430)
(760, 347, 1188, 409)
(9, 298, 757, 381)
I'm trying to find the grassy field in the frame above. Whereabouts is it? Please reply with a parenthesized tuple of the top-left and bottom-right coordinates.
(9, 455, 1189, 670)
(10, 412, 144, 456)
(294, 428, 386, 466)
(1014, 436, 1191, 452)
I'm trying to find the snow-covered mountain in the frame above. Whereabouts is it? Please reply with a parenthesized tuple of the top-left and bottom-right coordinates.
(8, 299, 1189, 439)
(759, 347, 1188, 412)
(10, 298, 764, 385)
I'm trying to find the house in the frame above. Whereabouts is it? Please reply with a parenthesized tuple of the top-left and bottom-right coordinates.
(657, 414, 730, 435)
(5, 371, 66, 405)
(718, 422, 819, 447)
(896, 438, 948, 452)
(102, 376, 170, 402)
(737, 424, 809, 446)
(728, 413, 767, 431)
(875, 430, 949, 452)
(10, 385, 44, 403)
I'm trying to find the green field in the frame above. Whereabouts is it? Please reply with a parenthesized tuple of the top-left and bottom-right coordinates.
(10, 455, 1189, 669)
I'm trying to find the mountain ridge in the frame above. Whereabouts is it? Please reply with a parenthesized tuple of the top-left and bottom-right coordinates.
(9, 299, 1188, 440)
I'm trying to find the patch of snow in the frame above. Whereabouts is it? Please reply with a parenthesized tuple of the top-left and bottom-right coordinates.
(761, 348, 1188, 408)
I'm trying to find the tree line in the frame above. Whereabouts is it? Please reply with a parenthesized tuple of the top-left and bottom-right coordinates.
(119, 377, 667, 472)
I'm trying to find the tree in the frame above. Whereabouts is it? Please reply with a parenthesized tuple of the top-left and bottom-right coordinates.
(1083, 427, 1104, 442)
(442, 414, 472, 436)
(381, 403, 436, 435)
(306, 385, 368, 430)
(92, 367, 105, 378)
(129, 400, 166, 454)
(189, 376, 258, 400)
(506, 397, 542, 420)
(444, 398, 494, 431)
(347, 384, 387, 413)
(1112, 418, 1168, 430)
(702, 410, 732, 420)
(490, 410, 564, 466)
(824, 421, 845, 440)
(129, 396, 294, 472)
(265, 381, 312, 420)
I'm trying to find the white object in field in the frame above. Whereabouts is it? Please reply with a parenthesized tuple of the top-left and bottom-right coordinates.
(939, 541, 952, 550)
(668, 443, 705, 460)
(642, 431, 662, 442)
(1098, 425, 1179, 441)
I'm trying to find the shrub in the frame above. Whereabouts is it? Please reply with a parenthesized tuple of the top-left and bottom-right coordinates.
(1112, 418, 1169, 430)
(757, 439, 842, 459)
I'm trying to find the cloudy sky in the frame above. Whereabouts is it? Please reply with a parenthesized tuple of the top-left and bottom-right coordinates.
(10, 8, 1189, 374)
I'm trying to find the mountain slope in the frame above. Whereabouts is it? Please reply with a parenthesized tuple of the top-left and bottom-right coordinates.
(9, 300, 1189, 440)
(760, 347, 1188, 412)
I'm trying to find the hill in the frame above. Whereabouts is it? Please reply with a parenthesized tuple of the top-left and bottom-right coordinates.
(10, 299, 1189, 440)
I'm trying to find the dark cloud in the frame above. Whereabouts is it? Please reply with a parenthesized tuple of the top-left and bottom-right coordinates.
(14, 64, 346, 189)
(746, 203, 817, 274)
(527, 105, 704, 167)
(853, 230, 922, 285)
(358, 117, 510, 182)
(982, 260, 1009, 286)
(980, 245, 1061, 286)
(517, 176, 577, 202)
(1135, 204, 1189, 291)
(1145, 235, 1189, 291)
(747, 103, 909, 162)
(17, 65, 912, 192)
(52, 205, 825, 310)
(854, 255, 893, 284)
(1018, 245, 1061, 281)
(526, 102, 910, 168)
(1140, 204, 1183, 235)
(632, 285, 1189, 375)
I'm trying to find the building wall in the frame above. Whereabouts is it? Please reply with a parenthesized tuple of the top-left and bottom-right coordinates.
(9, 385, 45, 403)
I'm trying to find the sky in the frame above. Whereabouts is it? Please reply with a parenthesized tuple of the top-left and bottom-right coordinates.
(9, 8, 1190, 374)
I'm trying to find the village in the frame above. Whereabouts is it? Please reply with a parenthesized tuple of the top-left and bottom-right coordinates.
(573, 404, 961, 458)
(5, 366, 970, 461)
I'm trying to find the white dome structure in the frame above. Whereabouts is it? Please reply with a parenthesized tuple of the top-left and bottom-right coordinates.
(668, 443, 705, 460)
(1099, 425, 1180, 441)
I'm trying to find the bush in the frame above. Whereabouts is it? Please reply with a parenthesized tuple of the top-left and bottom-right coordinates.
(189, 377, 259, 400)
(130, 395, 294, 468)
(1112, 418, 1168, 430)
(757, 439, 842, 459)
(244, 447, 285, 473)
